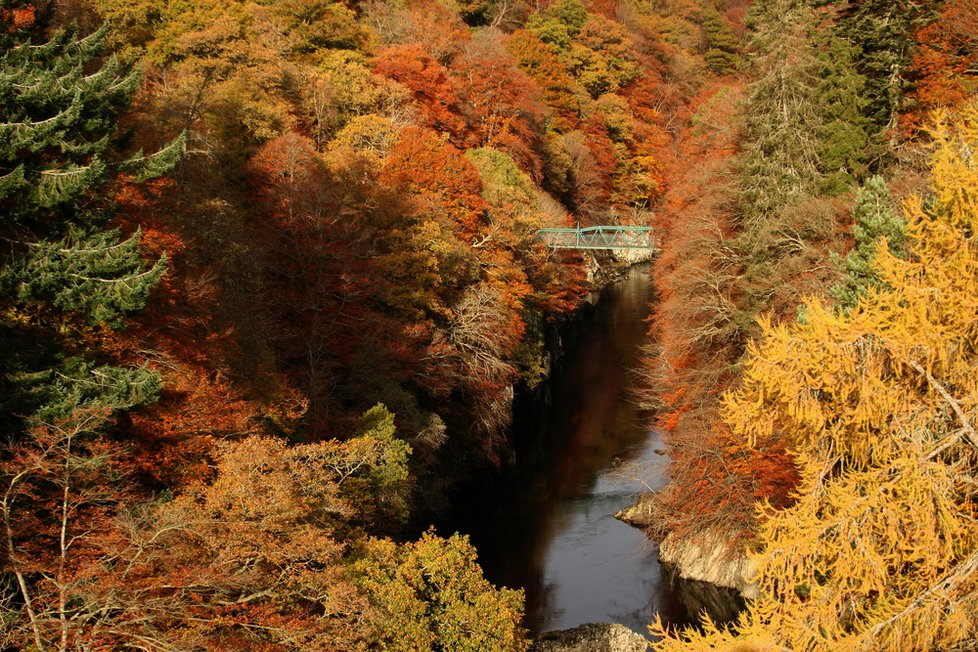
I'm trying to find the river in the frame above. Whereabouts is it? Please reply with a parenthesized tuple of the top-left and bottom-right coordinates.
(445, 265, 687, 636)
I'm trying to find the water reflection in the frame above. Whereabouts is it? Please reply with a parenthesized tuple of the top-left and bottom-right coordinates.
(446, 265, 687, 636)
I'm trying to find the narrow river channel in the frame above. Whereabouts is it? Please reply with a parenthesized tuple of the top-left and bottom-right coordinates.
(445, 265, 687, 636)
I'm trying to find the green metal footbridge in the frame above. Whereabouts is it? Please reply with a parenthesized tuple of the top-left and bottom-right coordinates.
(534, 225, 657, 250)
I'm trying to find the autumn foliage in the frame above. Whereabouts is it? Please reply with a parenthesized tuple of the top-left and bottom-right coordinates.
(631, 0, 978, 643)
(652, 99, 978, 652)
(1, 0, 673, 647)
(4, 0, 976, 647)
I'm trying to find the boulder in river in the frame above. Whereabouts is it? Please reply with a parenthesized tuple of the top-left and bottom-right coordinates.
(657, 527, 757, 600)
(530, 623, 648, 652)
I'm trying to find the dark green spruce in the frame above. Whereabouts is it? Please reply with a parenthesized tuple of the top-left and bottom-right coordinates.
(703, 8, 741, 75)
(830, 175, 907, 310)
(834, 0, 940, 153)
(0, 21, 184, 430)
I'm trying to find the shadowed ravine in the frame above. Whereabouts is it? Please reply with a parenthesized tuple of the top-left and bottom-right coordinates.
(443, 265, 687, 636)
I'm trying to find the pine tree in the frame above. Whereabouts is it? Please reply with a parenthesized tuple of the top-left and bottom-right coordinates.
(739, 0, 823, 223)
(1, 19, 184, 648)
(835, 0, 940, 149)
(830, 175, 906, 309)
(730, 0, 828, 338)
(816, 35, 870, 194)
(703, 8, 740, 75)
(0, 21, 183, 425)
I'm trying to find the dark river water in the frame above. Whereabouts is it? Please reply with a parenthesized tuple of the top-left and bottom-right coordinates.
(445, 265, 687, 636)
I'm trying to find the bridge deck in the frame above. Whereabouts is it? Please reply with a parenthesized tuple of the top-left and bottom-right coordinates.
(534, 225, 657, 250)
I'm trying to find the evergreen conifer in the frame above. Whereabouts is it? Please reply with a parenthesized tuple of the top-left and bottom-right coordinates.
(835, 0, 940, 149)
(816, 35, 871, 194)
(703, 9, 740, 75)
(830, 175, 906, 308)
(0, 21, 183, 428)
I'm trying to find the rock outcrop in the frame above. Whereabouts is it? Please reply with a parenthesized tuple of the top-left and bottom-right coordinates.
(613, 492, 656, 527)
(657, 528, 757, 600)
(615, 493, 755, 623)
(530, 623, 648, 652)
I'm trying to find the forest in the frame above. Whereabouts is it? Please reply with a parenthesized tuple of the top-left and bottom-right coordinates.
(1, 0, 976, 649)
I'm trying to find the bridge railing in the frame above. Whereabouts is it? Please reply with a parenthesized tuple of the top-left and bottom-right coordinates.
(534, 225, 657, 250)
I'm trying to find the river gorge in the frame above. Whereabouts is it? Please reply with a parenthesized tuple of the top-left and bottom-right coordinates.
(443, 265, 689, 637)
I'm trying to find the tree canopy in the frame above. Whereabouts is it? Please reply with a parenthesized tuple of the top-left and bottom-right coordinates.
(3, 0, 977, 648)
(652, 100, 978, 652)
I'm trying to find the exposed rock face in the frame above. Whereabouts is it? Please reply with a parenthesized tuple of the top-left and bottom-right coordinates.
(657, 529, 758, 600)
(615, 493, 755, 623)
(584, 250, 655, 287)
(614, 247, 657, 266)
(530, 623, 648, 652)
(613, 492, 656, 527)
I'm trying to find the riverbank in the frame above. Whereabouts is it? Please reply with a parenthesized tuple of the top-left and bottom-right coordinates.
(616, 494, 752, 623)
(439, 263, 686, 637)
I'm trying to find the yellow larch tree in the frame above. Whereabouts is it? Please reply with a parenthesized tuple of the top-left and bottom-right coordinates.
(651, 102, 978, 651)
